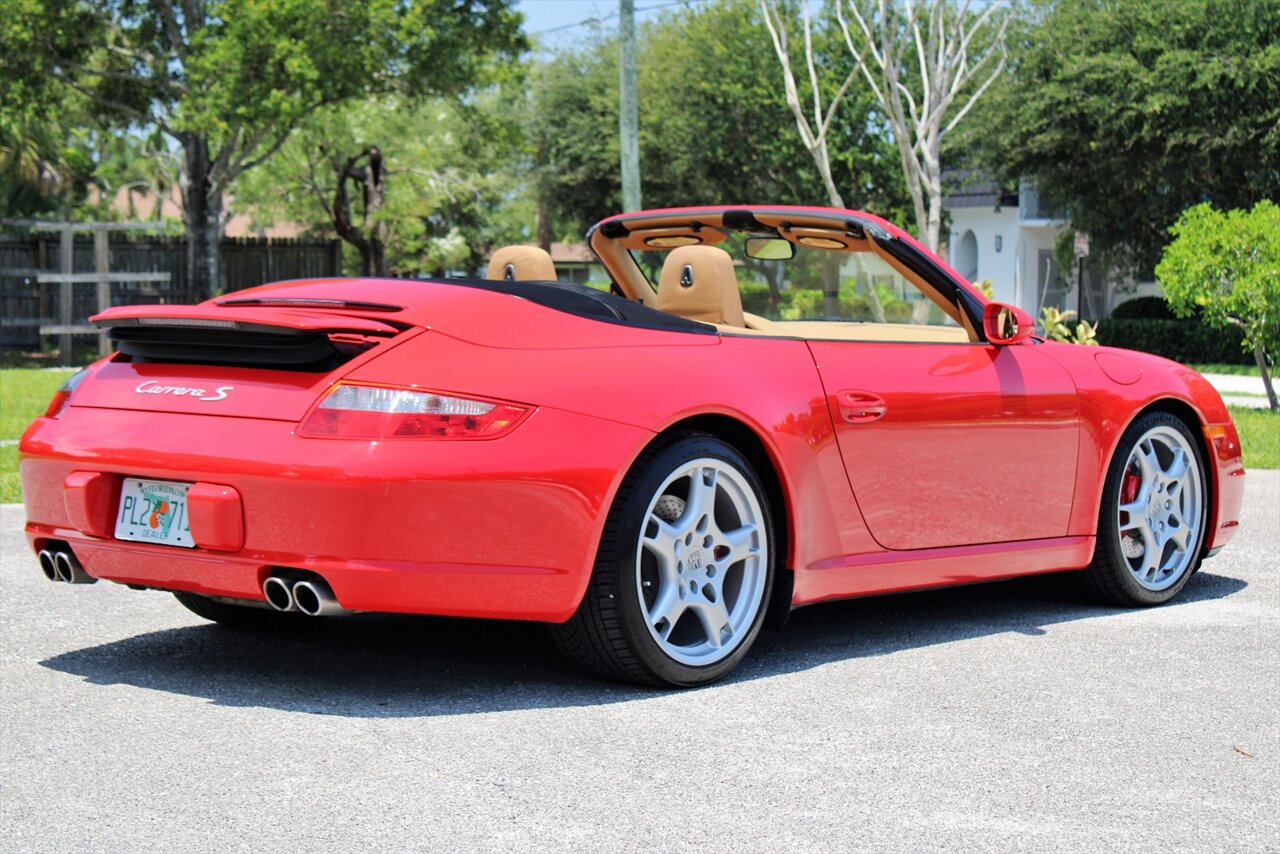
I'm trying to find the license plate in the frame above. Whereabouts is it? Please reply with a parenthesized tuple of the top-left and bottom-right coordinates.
(115, 478, 195, 548)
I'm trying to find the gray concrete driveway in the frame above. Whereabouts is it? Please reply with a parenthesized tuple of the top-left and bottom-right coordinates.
(1203, 372, 1275, 409)
(2, 473, 1277, 852)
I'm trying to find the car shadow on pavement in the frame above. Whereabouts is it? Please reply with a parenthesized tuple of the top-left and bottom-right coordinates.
(39, 570, 1247, 717)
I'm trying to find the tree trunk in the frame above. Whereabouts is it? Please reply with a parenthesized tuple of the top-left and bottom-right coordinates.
(363, 148, 388, 276)
(332, 150, 376, 276)
(1255, 343, 1279, 412)
(535, 198, 553, 254)
(910, 160, 945, 324)
(822, 253, 842, 317)
(758, 0, 884, 322)
(183, 135, 222, 302)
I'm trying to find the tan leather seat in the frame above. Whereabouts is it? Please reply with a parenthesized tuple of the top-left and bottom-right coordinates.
(486, 246, 557, 282)
(656, 245, 745, 327)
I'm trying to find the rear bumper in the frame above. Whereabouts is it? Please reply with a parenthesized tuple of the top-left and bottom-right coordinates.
(20, 405, 650, 622)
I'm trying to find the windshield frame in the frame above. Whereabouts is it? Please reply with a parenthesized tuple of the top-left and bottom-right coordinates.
(586, 206, 988, 339)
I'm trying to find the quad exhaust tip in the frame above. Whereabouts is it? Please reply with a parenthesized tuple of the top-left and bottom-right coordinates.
(262, 574, 346, 616)
(38, 549, 58, 582)
(262, 576, 297, 612)
(38, 548, 97, 584)
(291, 579, 343, 617)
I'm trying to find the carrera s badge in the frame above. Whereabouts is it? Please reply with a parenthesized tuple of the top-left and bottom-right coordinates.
(134, 380, 233, 402)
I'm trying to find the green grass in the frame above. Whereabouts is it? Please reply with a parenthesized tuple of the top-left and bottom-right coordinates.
(1, 369, 74, 440)
(1230, 406, 1280, 471)
(0, 446, 20, 503)
(1189, 362, 1266, 376)
(1, 369, 74, 502)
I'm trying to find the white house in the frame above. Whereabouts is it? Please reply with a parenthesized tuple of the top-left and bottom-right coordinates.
(944, 179, 1139, 319)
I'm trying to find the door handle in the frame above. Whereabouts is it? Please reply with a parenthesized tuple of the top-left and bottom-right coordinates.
(836, 390, 887, 423)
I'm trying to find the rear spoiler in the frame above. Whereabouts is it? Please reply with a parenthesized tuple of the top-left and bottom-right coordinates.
(91, 305, 408, 371)
(91, 304, 406, 336)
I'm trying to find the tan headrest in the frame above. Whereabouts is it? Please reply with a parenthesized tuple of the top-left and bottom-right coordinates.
(486, 246, 557, 282)
(656, 245, 745, 327)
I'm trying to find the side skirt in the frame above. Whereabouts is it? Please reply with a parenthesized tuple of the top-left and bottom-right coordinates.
(792, 536, 1095, 606)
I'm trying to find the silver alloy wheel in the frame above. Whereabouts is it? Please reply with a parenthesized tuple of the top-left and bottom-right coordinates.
(635, 458, 768, 667)
(1116, 425, 1204, 591)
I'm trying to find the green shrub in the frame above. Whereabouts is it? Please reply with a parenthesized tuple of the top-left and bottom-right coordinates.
(1042, 307, 1099, 345)
(1088, 318, 1252, 364)
(742, 281, 917, 323)
(739, 282, 797, 318)
(1111, 296, 1176, 320)
(780, 289, 824, 320)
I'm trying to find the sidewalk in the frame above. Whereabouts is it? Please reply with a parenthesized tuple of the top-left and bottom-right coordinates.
(1201, 372, 1274, 409)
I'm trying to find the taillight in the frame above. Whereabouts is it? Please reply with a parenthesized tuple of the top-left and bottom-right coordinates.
(298, 384, 530, 440)
(44, 368, 89, 418)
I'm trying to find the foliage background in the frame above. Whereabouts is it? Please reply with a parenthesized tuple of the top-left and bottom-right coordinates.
(966, 0, 1280, 277)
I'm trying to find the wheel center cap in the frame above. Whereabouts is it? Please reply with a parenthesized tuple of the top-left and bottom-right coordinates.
(688, 549, 703, 571)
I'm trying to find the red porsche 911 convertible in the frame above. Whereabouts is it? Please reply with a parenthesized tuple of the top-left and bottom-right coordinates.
(19, 206, 1246, 687)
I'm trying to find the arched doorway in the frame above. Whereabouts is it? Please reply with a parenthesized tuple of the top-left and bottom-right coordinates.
(954, 230, 979, 281)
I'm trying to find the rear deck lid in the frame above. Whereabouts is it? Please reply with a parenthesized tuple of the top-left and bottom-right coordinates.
(74, 303, 416, 421)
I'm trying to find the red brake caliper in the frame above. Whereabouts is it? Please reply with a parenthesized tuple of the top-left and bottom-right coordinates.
(1120, 469, 1141, 504)
(1119, 469, 1144, 558)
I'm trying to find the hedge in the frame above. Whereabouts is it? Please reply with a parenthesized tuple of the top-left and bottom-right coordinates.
(739, 281, 917, 322)
(746, 285, 1251, 364)
(1110, 296, 1177, 320)
(1083, 318, 1252, 364)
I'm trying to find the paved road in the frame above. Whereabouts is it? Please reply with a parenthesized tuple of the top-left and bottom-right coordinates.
(2, 474, 1277, 852)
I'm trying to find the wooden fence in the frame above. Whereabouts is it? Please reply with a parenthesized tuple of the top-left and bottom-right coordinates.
(0, 233, 342, 355)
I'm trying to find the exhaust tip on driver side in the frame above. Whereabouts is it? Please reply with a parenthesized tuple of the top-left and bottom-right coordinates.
(52, 550, 96, 584)
(262, 576, 297, 612)
(291, 579, 345, 617)
(38, 550, 58, 582)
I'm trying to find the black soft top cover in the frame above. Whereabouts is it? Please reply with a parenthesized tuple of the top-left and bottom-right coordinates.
(439, 277, 716, 335)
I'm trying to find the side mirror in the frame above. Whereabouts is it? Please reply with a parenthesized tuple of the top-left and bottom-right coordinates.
(983, 302, 1034, 345)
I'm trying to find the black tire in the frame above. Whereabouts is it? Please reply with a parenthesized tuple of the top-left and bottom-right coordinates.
(1084, 411, 1208, 606)
(551, 433, 776, 688)
(173, 590, 305, 629)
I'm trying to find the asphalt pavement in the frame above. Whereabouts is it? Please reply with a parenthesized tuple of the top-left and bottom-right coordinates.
(2, 473, 1277, 852)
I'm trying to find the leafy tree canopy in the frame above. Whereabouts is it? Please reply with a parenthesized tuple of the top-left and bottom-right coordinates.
(1155, 200, 1280, 408)
(0, 0, 525, 296)
(236, 93, 531, 277)
(2, 0, 525, 158)
(970, 0, 1280, 275)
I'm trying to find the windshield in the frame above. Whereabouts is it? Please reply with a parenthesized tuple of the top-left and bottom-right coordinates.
(631, 232, 959, 327)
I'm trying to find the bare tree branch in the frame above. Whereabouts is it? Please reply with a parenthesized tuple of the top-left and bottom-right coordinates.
(155, 2, 188, 59)
(802, 8, 824, 131)
(227, 126, 299, 184)
(834, 0, 1009, 257)
(55, 60, 185, 96)
(49, 71, 179, 139)
(763, 0, 899, 321)
(208, 122, 243, 190)
(760, 0, 851, 208)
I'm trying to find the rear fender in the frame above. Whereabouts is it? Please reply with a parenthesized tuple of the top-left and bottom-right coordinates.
(344, 330, 877, 583)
